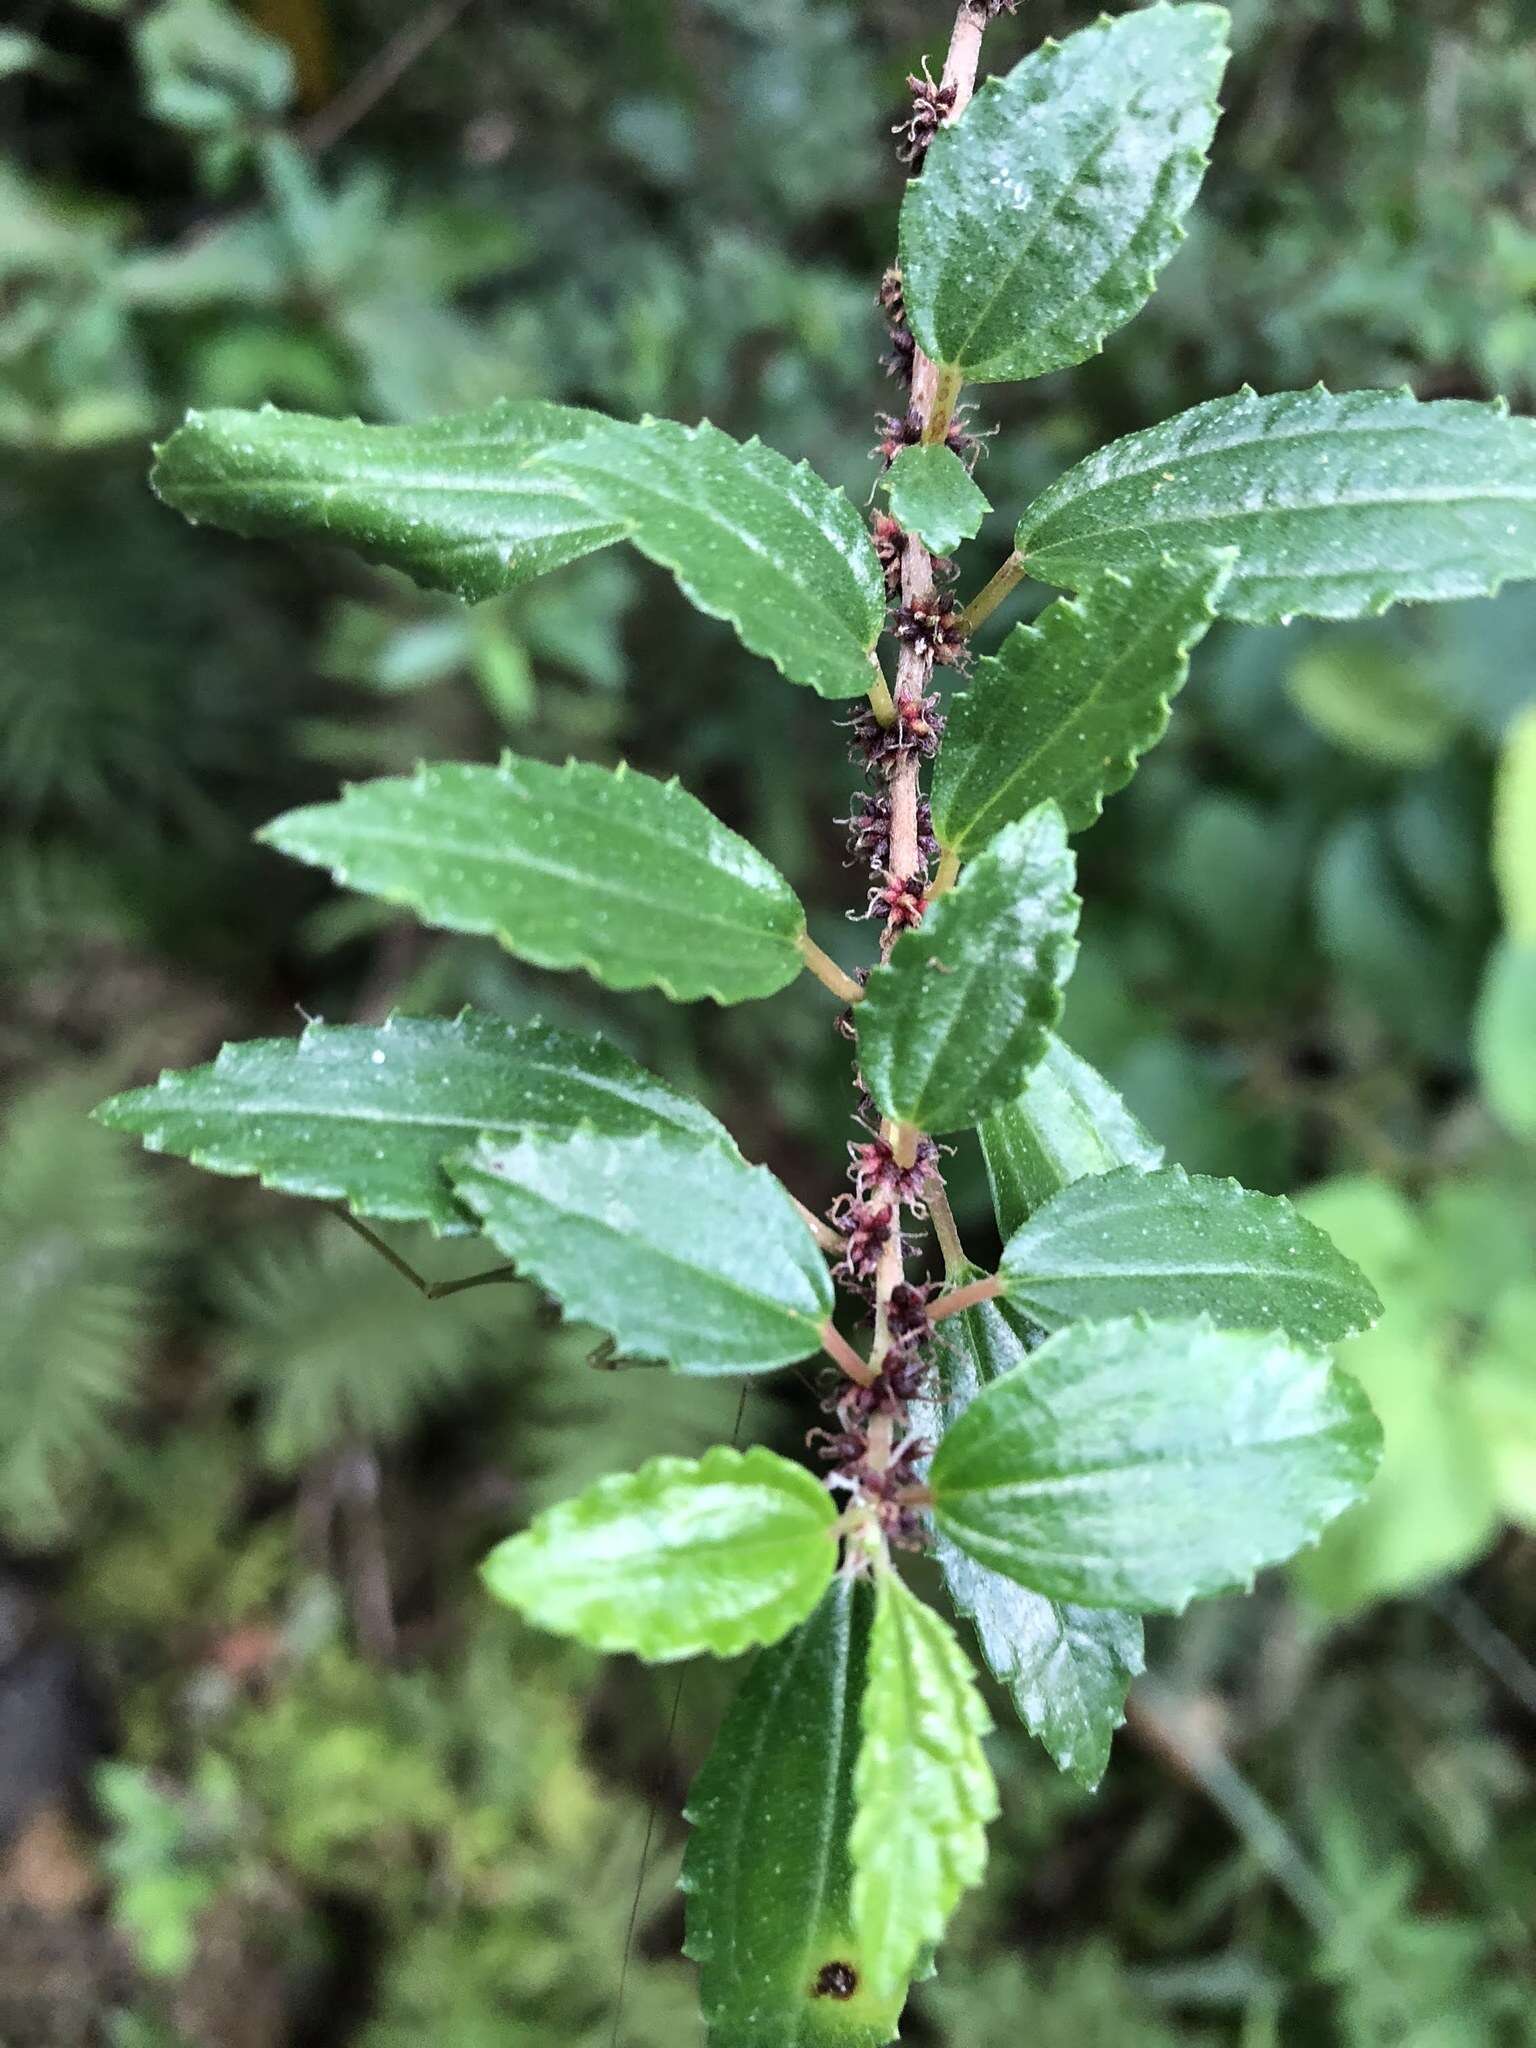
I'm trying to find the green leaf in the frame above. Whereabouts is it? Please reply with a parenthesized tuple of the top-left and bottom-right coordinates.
(898, 4, 1229, 384)
(979, 1036, 1163, 1239)
(94, 1011, 727, 1235)
(449, 1125, 833, 1375)
(931, 1316, 1383, 1610)
(684, 1578, 909, 2048)
(933, 553, 1230, 854)
(1473, 938, 1536, 1140)
(999, 1163, 1382, 1347)
(1285, 638, 1457, 768)
(480, 1445, 837, 1661)
(857, 805, 1079, 1133)
(1493, 703, 1536, 942)
(151, 398, 625, 601)
(260, 755, 807, 1006)
(851, 1571, 997, 1999)
(531, 417, 886, 700)
(880, 444, 990, 556)
(1016, 388, 1536, 624)
(920, 1291, 1142, 1788)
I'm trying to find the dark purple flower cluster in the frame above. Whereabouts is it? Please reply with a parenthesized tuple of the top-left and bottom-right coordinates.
(892, 60, 957, 169)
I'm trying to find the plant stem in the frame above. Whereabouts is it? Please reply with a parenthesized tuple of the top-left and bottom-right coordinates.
(925, 1171, 968, 1276)
(931, 846, 960, 896)
(928, 1270, 1004, 1322)
(795, 1198, 846, 1257)
(799, 932, 866, 1004)
(959, 547, 1027, 636)
(922, 364, 964, 446)
(866, 667, 897, 727)
(820, 1319, 878, 1387)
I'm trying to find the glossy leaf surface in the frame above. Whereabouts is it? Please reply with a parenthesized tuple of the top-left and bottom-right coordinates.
(450, 1125, 833, 1375)
(1000, 1164, 1382, 1347)
(979, 1036, 1163, 1238)
(899, 4, 1228, 383)
(94, 1012, 725, 1235)
(881, 443, 989, 555)
(533, 417, 886, 700)
(932, 553, 1230, 851)
(684, 1578, 909, 2048)
(921, 1290, 1142, 1787)
(151, 398, 623, 600)
(931, 1316, 1383, 1610)
(261, 755, 807, 1005)
(1017, 388, 1536, 623)
(481, 1446, 837, 1661)
(857, 805, 1079, 1133)
(851, 1571, 997, 1998)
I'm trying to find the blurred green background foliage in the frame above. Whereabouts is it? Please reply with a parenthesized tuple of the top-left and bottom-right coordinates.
(1, 0, 1535, 2041)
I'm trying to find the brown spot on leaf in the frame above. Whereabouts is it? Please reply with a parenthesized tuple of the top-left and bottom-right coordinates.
(813, 1960, 858, 2000)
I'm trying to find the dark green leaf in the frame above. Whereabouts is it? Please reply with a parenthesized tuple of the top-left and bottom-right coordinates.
(94, 1011, 726, 1235)
(979, 1036, 1163, 1239)
(857, 805, 1079, 1133)
(920, 1290, 1142, 1788)
(260, 755, 807, 1005)
(532, 417, 886, 700)
(932, 554, 1230, 852)
(1016, 388, 1536, 624)
(1000, 1163, 1382, 1347)
(930, 1316, 1383, 1610)
(151, 398, 624, 601)
(899, 4, 1228, 383)
(851, 1571, 997, 1998)
(449, 1125, 833, 1375)
(880, 443, 990, 556)
(684, 1578, 909, 2048)
(481, 1446, 838, 1661)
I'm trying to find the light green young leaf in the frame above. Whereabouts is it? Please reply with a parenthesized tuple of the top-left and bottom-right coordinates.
(684, 1578, 909, 2048)
(449, 1125, 833, 1375)
(898, 4, 1229, 384)
(999, 1164, 1382, 1348)
(531, 417, 886, 700)
(931, 1316, 1383, 1610)
(1016, 388, 1536, 624)
(933, 553, 1230, 854)
(94, 1011, 726, 1235)
(151, 398, 624, 600)
(1493, 703, 1536, 942)
(880, 443, 990, 556)
(480, 1445, 837, 1661)
(979, 1036, 1163, 1239)
(260, 755, 807, 1005)
(920, 1290, 1143, 1788)
(851, 1571, 998, 1999)
(857, 805, 1079, 1133)
(1473, 938, 1536, 1140)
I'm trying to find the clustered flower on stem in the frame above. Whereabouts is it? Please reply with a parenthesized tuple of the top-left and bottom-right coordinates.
(811, 46, 996, 1536)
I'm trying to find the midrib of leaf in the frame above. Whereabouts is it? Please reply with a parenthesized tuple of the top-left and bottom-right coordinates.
(942, 97, 1129, 371)
(473, 1170, 822, 1332)
(296, 811, 796, 951)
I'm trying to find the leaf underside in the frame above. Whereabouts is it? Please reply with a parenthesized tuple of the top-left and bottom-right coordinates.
(1000, 1163, 1383, 1347)
(931, 1315, 1384, 1611)
(1017, 387, 1536, 624)
(93, 1011, 728, 1235)
(684, 1577, 909, 2048)
(260, 754, 807, 1006)
(151, 397, 624, 601)
(932, 552, 1231, 852)
(899, 3, 1229, 383)
(857, 804, 1079, 1133)
(979, 1035, 1164, 1239)
(449, 1124, 833, 1375)
(532, 416, 886, 700)
(480, 1445, 838, 1661)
